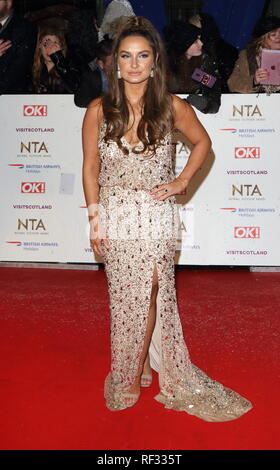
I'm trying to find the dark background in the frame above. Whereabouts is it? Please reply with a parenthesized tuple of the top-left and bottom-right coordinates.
(13, 0, 280, 50)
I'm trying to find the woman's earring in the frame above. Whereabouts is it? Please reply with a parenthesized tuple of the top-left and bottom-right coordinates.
(117, 68, 122, 79)
(150, 68, 154, 78)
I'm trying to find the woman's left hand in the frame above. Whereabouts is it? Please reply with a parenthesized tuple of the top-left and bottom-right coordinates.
(149, 177, 188, 200)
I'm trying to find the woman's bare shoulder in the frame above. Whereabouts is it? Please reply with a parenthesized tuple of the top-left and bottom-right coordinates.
(170, 93, 194, 122)
(86, 97, 104, 124)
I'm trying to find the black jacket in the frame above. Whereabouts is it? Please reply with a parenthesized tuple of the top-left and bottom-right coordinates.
(168, 51, 222, 114)
(74, 65, 103, 107)
(0, 13, 37, 94)
(198, 12, 238, 91)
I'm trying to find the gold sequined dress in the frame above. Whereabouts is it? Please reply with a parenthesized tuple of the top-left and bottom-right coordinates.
(98, 120, 253, 422)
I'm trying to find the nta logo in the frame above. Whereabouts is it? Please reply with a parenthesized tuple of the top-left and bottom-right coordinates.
(21, 142, 48, 153)
(234, 147, 260, 159)
(232, 184, 262, 197)
(23, 105, 48, 116)
(21, 182, 46, 193)
(234, 227, 260, 238)
(232, 105, 262, 117)
(18, 219, 46, 231)
(176, 142, 191, 155)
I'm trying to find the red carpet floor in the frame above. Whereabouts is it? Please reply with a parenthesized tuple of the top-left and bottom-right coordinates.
(0, 266, 279, 450)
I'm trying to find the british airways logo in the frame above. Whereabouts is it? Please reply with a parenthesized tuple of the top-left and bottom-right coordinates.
(220, 128, 237, 133)
(8, 164, 24, 169)
(220, 208, 237, 212)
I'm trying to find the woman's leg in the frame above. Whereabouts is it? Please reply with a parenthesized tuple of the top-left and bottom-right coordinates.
(126, 264, 158, 397)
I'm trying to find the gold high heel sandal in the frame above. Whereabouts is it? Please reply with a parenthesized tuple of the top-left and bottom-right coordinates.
(123, 392, 140, 408)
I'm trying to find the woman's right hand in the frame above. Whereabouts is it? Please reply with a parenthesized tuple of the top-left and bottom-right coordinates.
(90, 236, 110, 257)
(254, 68, 269, 84)
(89, 215, 110, 257)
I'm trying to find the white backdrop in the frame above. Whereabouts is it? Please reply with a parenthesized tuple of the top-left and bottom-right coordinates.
(0, 94, 279, 265)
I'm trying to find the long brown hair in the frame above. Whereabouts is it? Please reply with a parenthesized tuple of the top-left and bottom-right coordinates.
(32, 27, 67, 89)
(102, 16, 174, 155)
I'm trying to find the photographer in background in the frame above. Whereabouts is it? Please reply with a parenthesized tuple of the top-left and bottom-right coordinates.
(165, 21, 222, 114)
(0, 0, 37, 93)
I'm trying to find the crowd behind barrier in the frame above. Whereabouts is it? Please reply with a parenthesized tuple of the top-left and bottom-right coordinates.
(1, 1, 280, 114)
(1, 2, 280, 267)
(1, 92, 279, 266)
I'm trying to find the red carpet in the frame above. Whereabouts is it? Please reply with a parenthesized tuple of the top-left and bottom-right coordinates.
(0, 266, 279, 450)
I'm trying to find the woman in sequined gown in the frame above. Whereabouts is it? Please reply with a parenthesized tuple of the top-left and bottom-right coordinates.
(82, 17, 253, 422)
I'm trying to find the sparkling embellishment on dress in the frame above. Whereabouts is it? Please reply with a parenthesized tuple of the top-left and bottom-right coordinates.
(98, 120, 253, 421)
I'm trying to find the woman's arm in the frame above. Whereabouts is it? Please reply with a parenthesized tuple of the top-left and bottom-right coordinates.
(82, 98, 109, 256)
(150, 95, 211, 200)
(173, 94, 211, 183)
(82, 98, 102, 207)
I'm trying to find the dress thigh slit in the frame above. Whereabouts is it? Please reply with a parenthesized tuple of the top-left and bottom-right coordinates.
(103, 238, 165, 410)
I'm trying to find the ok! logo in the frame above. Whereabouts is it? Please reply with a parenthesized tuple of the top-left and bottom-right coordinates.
(21, 182, 46, 193)
(23, 105, 48, 117)
(234, 227, 260, 239)
(234, 147, 260, 159)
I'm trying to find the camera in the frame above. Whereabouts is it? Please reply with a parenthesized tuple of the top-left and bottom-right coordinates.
(191, 68, 217, 88)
